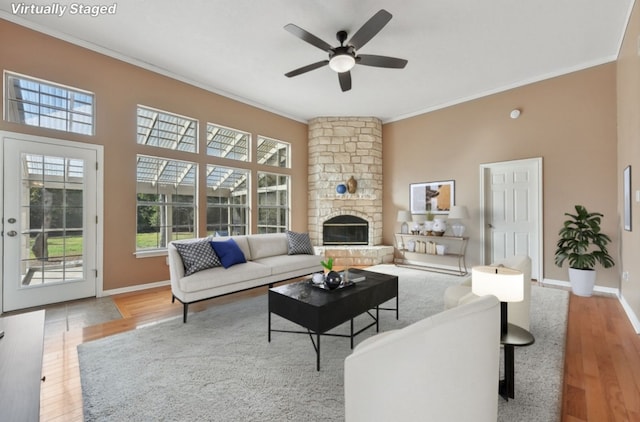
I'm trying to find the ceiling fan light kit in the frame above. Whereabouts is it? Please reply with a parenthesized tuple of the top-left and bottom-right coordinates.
(329, 54, 356, 73)
(284, 9, 408, 92)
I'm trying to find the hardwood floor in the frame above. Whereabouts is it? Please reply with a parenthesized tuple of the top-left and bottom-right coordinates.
(33, 284, 640, 421)
(561, 293, 640, 422)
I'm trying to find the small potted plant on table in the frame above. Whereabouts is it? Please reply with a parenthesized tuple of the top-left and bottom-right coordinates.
(554, 205, 614, 297)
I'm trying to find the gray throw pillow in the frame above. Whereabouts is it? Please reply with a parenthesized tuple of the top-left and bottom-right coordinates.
(286, 230, 314, 255)
(173, 239, 221, 276)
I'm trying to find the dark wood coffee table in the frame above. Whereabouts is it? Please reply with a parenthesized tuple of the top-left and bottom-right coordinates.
(268, 268, 398, 370)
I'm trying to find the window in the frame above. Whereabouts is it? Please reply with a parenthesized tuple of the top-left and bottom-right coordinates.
(257, 172, 289, 233)
(206, 123, 250, 162)
(137, 106, 197, 153)
(136, 155, 197, 251)
(257, 136, 290, 168)
(4, 72, 94, 135)
(206, 166, 249, 236)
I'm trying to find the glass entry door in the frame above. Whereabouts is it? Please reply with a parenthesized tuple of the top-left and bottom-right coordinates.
(2, 134, 100, 312)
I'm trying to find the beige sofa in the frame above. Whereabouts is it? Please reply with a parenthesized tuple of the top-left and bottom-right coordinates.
(443, 255, 532, 330)
(344, 295, 501, 422)
(168, 233, 323, 322)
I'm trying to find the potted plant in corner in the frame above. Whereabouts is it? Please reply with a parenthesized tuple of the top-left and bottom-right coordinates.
(554, 205, 615, 297)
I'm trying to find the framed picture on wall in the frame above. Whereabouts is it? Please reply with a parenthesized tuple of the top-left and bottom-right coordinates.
(410, 180, 455, 214)
(624, 165, 632, 231)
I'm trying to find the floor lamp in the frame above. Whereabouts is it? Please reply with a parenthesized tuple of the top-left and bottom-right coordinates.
(471, 265, 528, 400)
(471, 265, 524, 335)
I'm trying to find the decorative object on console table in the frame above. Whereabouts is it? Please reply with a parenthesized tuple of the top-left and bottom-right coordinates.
(412, 213, 426, 234)
(471, 265, 533, 400)
(448, 205, 470, 237)
(346, 176, 357, 193)
(397, 210, 411, 234)
(431, 218, 446, 235)
(336, 183, 347, 194)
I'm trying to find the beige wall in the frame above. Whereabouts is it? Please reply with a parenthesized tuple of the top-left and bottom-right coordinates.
(383, 63, 619, 287)
(617, 1, 640, 323)
(0, 20, 309, 290)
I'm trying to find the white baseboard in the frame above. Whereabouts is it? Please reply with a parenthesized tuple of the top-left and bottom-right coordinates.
(542, 278, 640, 334)
(619, 294, 640, 334)
(99, 279, 170, 297)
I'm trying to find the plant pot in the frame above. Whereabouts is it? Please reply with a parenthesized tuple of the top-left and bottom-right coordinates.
(568, 268, 596, 297)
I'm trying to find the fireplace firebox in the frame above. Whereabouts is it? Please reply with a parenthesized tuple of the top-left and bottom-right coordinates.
(322, 215, 369, 245)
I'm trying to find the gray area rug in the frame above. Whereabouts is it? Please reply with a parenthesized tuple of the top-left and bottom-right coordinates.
(78, 265, 568, 421)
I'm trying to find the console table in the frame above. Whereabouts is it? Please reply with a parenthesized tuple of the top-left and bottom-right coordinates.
(0, 310, 45, 422)
(393, 233, 468, 276)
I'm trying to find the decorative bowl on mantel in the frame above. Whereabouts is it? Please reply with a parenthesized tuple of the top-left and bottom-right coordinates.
(431, 231, 445, 237)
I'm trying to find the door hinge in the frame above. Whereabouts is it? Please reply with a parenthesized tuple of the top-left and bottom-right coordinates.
(94, 269, 98, 278)
(96, 161, 99, 171)
(96, 215, 99, 224)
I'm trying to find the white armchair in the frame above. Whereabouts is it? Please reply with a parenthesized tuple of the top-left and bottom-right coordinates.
(344, 295, 501, 422)
(444, 255, 532, 330)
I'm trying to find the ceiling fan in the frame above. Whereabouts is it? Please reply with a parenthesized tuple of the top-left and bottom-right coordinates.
(284, 9, 408, 92)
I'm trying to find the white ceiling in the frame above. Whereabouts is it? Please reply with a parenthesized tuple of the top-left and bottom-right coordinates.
(0, 0, 634, 123)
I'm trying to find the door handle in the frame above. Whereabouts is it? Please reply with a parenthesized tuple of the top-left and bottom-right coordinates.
(6, 230, 17, 237)
(488, 224, 494, 229)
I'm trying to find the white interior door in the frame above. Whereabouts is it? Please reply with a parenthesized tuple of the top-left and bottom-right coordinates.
(480, 158, 543, 280)
(2, 133, 102, 312)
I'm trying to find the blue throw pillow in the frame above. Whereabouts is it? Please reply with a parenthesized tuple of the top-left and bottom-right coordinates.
(210, 238, 247, 269)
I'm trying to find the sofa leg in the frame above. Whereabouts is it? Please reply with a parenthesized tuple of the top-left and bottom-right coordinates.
(172, 295, 175, 303)
(183, 303, 189, 323)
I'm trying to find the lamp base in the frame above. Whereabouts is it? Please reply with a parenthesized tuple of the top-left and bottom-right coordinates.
(451, 223, 465, 237)
(400, 222, 409, 234)
(501, 301, 508, 336)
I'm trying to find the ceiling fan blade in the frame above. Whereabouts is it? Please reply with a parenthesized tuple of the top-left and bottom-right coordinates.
(357, 54, 408, 69)
(284, 23, 333, 52)
(338, 71, 352, 92)
(285, 60, 329, 78)
(348, 9, 392, 50)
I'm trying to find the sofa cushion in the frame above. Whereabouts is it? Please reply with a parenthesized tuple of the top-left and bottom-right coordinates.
(286, 230, 314, 255)
(178, 261, 272, 293)
(247, 233, 288, 259)
(173, 238, 221, 276)
(253, 254, 322, 275)
(210, 238, 247, 268)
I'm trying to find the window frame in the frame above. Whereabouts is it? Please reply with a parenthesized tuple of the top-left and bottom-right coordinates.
(137, 105, 198, 153)
(4, 71, 95, 136)
(206, 122, 251, 162)
(256, 171, 290, 233)
(135, 154, 198, 255)
(256, 135, 290, 168)
(205, 164, 250, 237)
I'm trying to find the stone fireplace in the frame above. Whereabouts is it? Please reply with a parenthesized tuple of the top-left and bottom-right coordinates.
(308, 117, 393, 266)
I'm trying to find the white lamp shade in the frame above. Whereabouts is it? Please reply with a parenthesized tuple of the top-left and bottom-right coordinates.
(471, 265, 524, 302)
(397, 210, 412, 222)
(448, 205, 469, 220)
